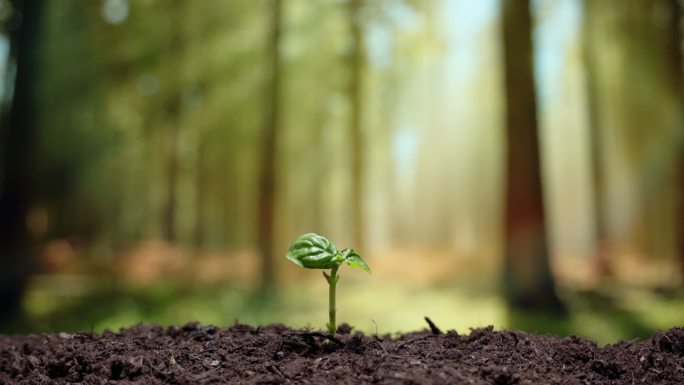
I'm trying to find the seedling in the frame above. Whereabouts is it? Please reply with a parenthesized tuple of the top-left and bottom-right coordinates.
(286, 233, 371, 338)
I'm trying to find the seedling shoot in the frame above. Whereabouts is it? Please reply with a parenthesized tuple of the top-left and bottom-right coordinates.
(286, 233, 371, 338)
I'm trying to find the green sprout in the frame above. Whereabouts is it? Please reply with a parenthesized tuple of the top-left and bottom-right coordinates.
(286, 233, 371, 338)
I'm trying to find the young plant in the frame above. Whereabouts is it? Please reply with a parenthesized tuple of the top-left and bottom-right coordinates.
(286, 233, 371, 338)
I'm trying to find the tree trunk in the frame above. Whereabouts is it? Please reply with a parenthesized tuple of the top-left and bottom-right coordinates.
(193, 133, 207, 250)
(161, 1, 184, 243)
(665, 0, 684, 282)
(582, 0, 612, 277)
(501, 0, 564, 312)
(257, 0, 282, 294)
(348, 0, 364, 251)
(163, 108, 180, 243)
(0, 0, 45, 323)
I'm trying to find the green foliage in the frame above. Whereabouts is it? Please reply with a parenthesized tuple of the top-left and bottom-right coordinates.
(28, 0, 428, 253)
(286, 233, 370, 337)
(287, 233, 370, 272)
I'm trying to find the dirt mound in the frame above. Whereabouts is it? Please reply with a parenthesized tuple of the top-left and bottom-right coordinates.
(1, 322, 683, 384)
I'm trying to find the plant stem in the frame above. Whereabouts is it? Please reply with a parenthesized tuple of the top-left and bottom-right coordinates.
(328, 265, 339, 338)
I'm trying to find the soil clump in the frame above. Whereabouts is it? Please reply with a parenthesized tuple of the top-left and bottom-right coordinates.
(1, 322, 683, 384)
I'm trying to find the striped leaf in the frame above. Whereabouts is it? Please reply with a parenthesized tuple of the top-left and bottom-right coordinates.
(286, 233, 343, 270)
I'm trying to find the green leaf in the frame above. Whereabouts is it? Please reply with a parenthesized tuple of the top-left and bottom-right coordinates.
(340, 248, 371, 273)
(286, 233, 343, 270)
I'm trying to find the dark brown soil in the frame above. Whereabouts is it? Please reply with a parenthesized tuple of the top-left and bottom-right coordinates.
(1, 321, 683, 384)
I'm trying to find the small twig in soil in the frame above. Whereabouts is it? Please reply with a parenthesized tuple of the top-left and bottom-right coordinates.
(287, 332, 345, 347)
(424, 317, 443, 335)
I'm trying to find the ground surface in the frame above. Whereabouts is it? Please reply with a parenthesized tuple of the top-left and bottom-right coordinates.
(0, 322, 683, 384)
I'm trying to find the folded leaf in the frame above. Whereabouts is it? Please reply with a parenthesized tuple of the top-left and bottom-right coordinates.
(340, 248, 371, 273)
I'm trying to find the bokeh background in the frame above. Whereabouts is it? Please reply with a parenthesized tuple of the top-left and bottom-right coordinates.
(0, 0, 683, 345)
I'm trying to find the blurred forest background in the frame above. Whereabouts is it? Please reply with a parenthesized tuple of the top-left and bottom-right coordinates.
(1, 0, 683, 344)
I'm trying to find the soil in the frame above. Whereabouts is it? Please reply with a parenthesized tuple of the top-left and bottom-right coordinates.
(1, 321, 683, 384)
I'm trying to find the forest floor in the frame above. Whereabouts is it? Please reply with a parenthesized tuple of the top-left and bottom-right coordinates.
(1, 321, 683, 384)
(15, 241, 684, 345)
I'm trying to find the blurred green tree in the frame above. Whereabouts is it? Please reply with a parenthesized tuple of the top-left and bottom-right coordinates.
(258, 0, 283, 294)
(0, 0, 45, 322)
(501, 0, 564, 312)
(664, 0, 684, 282)
(348, 0, 365, 251)
(161, 0, 185, 243)
(582, 0, 612, 277)
(583, 0, 682, 276)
